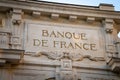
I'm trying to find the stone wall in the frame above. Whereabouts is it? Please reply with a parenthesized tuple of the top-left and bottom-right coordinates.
(0, 0, 120, 80)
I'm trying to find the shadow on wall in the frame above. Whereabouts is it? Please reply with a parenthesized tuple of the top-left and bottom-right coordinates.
(45, 77, 81, 80)
(45, 77, 55, 80)
(118, 32, 120, 38)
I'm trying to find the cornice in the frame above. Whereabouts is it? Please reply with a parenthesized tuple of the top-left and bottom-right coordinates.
(0, 0, 120, 19)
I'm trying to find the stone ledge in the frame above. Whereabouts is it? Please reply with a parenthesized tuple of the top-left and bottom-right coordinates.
(0, 49, 24, 64)
(107, 57, 120, 73)
(0, 0, 120, 20)
(0, 29, 11, 33)
(99, 3, 114, 11)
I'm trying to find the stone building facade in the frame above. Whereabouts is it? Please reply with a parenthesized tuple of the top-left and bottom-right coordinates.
(0, 0, 120, 80)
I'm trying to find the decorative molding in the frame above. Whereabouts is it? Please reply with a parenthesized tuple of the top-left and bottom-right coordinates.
(86, 77, 116, 80)
(86, 17, 95, 23)
(10, 36, 21, 45)
(30, 51, 63, 60)
(0, 0, 120, 20)
(12, 19, 22, 25)
(0, 31, 11, 49)
(10, 8, 23, 49)
(32, 11, 41, 17)
(10, 36, 21, 49)
(60, 72, 74, 80)
(51, 13, 59, 19)
(69, 15, 77, 21)
(105, 18, 114, 24)
(105, 44, 118, 58)
(28, 51, 105, 61)
(114, 39, 120, 44)
(13, 72, 45, 80)
(57, 70, 77, 80)
(61, 59, 72, 70)
(114, 39, 120, 58)
(11, 8, 22, 25)
(104, 19, 114, 34)
(105, 28, 113, 33)
(108, 57, 120, 73)
(0, 49, 24, 64)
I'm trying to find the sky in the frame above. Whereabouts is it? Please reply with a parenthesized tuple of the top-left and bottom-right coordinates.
(42, 0, 120, 11)
(42, 0, 120, 38)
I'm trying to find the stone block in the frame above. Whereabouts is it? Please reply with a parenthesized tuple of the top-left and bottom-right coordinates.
(99, 3, 114, 11)
(108, 57, 120, 73)
(0, 49, 24, 64)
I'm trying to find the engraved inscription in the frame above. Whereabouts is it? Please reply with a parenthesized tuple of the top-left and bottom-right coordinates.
(25, 23, 101, 56)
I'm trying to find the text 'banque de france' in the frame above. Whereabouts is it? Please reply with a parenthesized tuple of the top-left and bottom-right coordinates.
(33, 30, 97, 51)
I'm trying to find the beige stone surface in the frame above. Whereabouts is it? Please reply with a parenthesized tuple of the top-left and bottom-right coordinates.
(0, 0, 120, 80)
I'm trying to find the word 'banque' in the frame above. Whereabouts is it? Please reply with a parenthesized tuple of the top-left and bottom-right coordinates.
(42, 30, 87, 40)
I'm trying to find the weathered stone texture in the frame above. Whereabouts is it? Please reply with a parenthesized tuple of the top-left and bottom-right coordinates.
(0, 0, 120, 80)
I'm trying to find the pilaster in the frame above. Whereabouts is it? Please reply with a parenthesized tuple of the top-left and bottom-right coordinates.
(10, 8, 23, 49)
(56, 52, 77, 80)
(0, 29, 11, 49)
(103, 18, 117, 62)
(114, 39, 120, 58)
